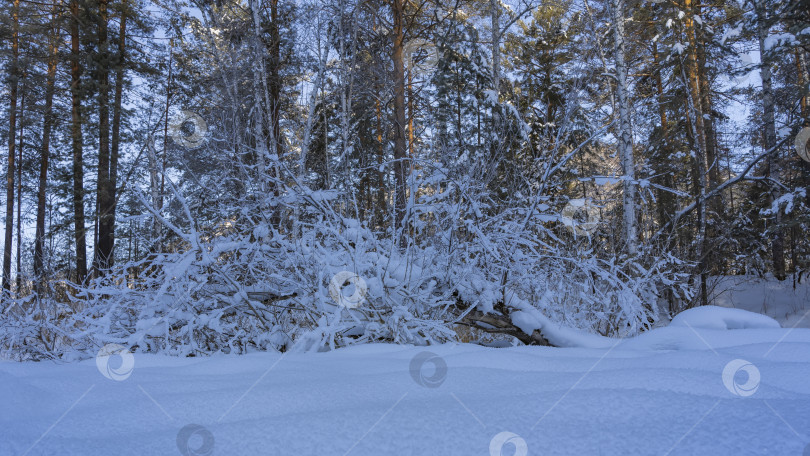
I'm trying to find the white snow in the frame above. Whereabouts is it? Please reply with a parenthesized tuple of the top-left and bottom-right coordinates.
(669, 305, 781, 330)
(764, 32, 798, 51)
(709, 275, 810, 330)
(2, 335, 810, 455)
(3, 278, 810, 455)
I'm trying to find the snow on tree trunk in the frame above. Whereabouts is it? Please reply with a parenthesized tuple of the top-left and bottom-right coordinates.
(756, 0, 786, 281)
(611, 0, 637, 256)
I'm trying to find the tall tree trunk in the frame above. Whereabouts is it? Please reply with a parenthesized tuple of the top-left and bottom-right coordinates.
(489, 0, 502, 161)
(696, 28, 719, 189)
(696, 13, 722, 274)
(70, 0, 88, 284)
(16, 84, 25, 293)
(653, 42, 674, 234)
(337, 0, 356, 190)
(490, 0, 501, 97)
(407, 69, 414, 170)
(146, 136, 161, 245)
(391, 0, 408, 240)
(250, 0, 271, 193)
(798, 49, 808, 124)
(107, 0, 127, 269)
(683, 0, 710, 305)
(35, 6, 60, 288)
(654, 42, 677, 312)
(612, 0, 637, 255)
(376, 96, 386, 230)
(755, 0, 786, 280)
(155, 40, 172, 246)
(3, 0, 21, 293)
(269, 0, 282, 188)
(94, 0, 115, 274)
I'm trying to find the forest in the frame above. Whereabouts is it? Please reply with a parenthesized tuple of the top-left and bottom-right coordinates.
(1, 0, 809, 358)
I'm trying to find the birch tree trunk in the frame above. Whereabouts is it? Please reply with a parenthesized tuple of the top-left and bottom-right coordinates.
(611, 0, 637, 255)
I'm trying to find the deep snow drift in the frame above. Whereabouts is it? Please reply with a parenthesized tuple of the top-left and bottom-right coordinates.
(709, 275, 810, 329)
(2, 309, 810, 456)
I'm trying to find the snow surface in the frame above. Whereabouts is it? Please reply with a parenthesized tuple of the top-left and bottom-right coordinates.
(3, 278, 809, 455)
(3, 327, 810, 455)
(669, 306, 781, 330)
(709, 276, 810, 330)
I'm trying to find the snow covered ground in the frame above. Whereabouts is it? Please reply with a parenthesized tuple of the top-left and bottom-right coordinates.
(2, 318, 810, 456)
(709, 275, 810, 329)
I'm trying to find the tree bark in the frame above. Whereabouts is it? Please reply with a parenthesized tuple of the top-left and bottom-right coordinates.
(490, 0, 501, 97)
(155, 39, 172, 246)
(653, 42, 674, 233)
(94, 0, 115, 274)
(269, 0, 282, 201)
(16, 80, 25, 293)
(798, 49, 808, 124)
(755, 0, 786, 280)
(407, 69, 414, 171)
(70, 0, 88, 284)
(34, 4, 60, 287)
(391, 0, 408, 241)
(612, 0, 637, 255)
(376, 96, 386, 230)
(683, 0, 710, 305)
(3, 0, 21, 293)
(490, 0, 501, 144)
(107, 0, 127, 270)
(249, 0, 269, 192)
